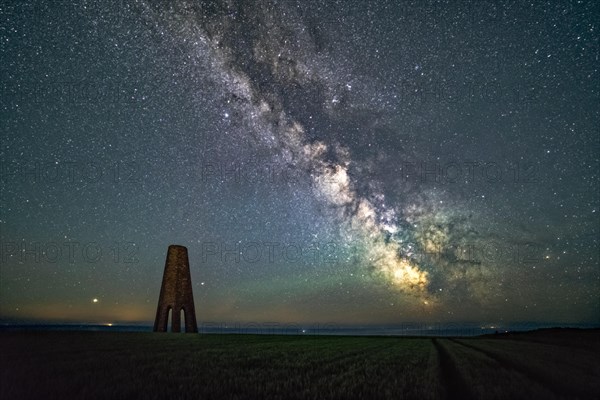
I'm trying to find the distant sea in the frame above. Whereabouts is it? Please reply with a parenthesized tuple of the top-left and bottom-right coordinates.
(1, 322, 598, 336)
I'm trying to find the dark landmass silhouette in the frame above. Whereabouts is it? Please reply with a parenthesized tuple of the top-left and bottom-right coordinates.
(1, 328, 598, 399)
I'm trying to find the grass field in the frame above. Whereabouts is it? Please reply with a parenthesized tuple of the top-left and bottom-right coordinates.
(1, 329, 598, 399)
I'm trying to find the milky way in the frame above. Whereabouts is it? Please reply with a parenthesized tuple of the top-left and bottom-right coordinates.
(1, 1, 598, 326)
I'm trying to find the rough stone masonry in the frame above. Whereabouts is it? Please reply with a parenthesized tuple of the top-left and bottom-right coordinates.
(154, 245, 198, 333)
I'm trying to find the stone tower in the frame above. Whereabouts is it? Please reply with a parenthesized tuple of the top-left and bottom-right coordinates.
(154, 245, 198, 333)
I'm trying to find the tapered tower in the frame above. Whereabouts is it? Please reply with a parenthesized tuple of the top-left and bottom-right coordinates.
(154, 245, 198, 333)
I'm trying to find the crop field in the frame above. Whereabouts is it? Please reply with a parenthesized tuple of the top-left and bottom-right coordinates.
(1, 329, 598, 399)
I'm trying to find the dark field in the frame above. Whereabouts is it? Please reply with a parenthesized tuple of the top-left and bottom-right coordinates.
(1, 329, 599, 399)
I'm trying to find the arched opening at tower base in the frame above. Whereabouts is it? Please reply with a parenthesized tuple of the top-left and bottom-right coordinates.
(153, 245, 199, 333)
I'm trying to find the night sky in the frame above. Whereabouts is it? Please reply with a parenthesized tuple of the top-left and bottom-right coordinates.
(1, 0, 598, 328)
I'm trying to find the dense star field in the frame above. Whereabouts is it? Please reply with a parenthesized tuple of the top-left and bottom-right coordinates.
(0, 1, 598, 327)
